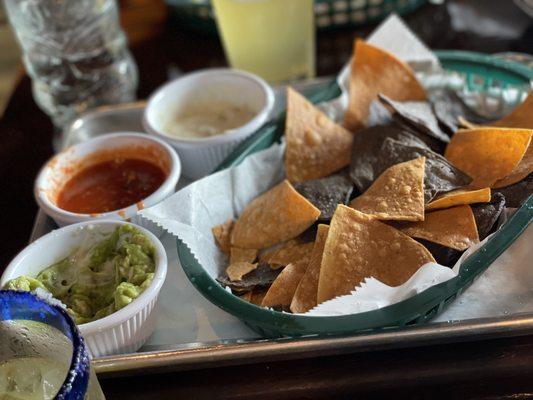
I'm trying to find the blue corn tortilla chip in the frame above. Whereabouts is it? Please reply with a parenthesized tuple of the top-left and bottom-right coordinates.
(367, 100, 393, 127)
(294, 171, 354, 222)
(429, 89, 493, 135)
(379, 94, 450, 144)
(492, 173, 532, 208)
(416, 238, 462, 268)
(349, 125, 429, 192)
(471, 192, 506, 241)
(217, 263, 281, 291)
(356, 137, 473, 202)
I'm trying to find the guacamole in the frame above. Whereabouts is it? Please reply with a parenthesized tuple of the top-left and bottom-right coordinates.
(4, 225, 156, 324)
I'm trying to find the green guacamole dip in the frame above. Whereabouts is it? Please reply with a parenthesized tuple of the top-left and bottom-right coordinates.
(4, 225, 156, 324)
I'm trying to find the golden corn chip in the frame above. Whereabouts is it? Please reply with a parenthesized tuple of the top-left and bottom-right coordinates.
(250, 287, 268, 306)
(231, 180, 321, 249)
(317, 205, 435, 304)
(261, 261, 308, 308)
(239, 291, 252, 302)
(230, 247, 258, 264)
(350, 157, 425, 221)
(212, 219, 234, 254)
(444, 128, 532, 188)
(285, 87, 354, 183)
(493, 140, 533, 188)
(344, 40, 426, 132)
(492, 92, 533, 129)
(426, 187, 491, 211)
(290, 224, 329, 313)
(397, 205, 479, 251)
(260, 239, 314, 270)
(226, 262, 258, 282)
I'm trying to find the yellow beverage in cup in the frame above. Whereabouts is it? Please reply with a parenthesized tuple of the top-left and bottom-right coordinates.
(212, 0, 315, 83)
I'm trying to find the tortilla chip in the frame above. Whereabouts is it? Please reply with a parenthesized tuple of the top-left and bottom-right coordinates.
(217, 263, 281, 291)
(493, 173, 532, 208)
(416, 238, 463, 268)
(230, 247, 258, 264)
(397, 205, 479, 251)
(290, 224, 329, 313)
(212, 219, 234, 254)
(430, 88, 492, 135)
(472, 192, 506, 241)
(379, 95, 450, 144)
(285, 87, 354, 183)
(260, 240, 314, 269)
(239, 291, 252, 302)
(494, 140, 533, 188)
(344, 40, 426, 131)
(294, 172, 354, 221)
(226, 262, 258, 282)
(491, 92, 533, 129)
(316, 205, 435, 303)
(261, 261, 309, 308)
(368, 99, 393, 126)
(250, 287, 268, 306)
(378, 138, 472, 202)
(349, 125, 429, 191)
(350, 157, 425, 221)
(426, 187, 491, 211)
(444, 128, 532, 188)
(231, 180, 321, 249)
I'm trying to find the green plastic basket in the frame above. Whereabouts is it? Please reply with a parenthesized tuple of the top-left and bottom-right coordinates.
(177, 51, 533, 338)
(166, 0, 428, 34)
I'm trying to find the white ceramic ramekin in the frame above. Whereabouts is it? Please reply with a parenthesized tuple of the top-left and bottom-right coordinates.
(0, 220, 167, 358)
(34, 132, 181, 228)
(143, 68, 274, 180)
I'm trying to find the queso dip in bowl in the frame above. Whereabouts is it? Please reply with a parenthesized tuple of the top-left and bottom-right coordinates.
(143, 68, 274, 180)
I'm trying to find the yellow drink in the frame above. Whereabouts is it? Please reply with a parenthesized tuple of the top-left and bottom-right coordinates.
(212, 0, 315, 83)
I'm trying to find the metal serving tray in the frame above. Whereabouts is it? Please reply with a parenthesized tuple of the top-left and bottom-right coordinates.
(30, 75, 533, 378)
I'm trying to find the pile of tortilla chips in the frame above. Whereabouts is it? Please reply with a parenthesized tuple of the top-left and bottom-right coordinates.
(212, 40, 533, 314)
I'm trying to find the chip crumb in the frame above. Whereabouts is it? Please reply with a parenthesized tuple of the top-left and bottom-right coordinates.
(212, 219, 234, 254)
(226, 262, 258, 282)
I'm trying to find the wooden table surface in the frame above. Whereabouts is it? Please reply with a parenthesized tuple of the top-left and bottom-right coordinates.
(1, 0, 532, 398)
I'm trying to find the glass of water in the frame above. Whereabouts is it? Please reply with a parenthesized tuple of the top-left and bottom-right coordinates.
(3, 0, 138, 127)
(0, 290, 105, 400)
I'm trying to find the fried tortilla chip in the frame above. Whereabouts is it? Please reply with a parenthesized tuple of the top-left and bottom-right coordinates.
(494, 140, 533, 188)
(316, 205, 435, 303)
(426, 187, 491, 211)
(212, 219, 234, 254)
(491, 92, 533, 130)
(217, 263, 281, 291)
(444, 128, 532, 188)
(344, 40, 426, 131)
(239, 291, 253, 302)
(260, 240, 314, 269)
(226, 262, 258, 282)
(397, 205, 479, 251)
(290, 224, 329, 313)
(378, 138, 472, 202)
(379, 95, 450, 144)
(415, 238, 463, 268)
(285, 87, 354, 183)
(367, 99, 393, 126)
(430, 88, 492, 135)
(231, 180, 321, 249)
(493, 173, 532, 208)
(261, 261, 309, 308)
(472, 192, 506, 241)
(230, 247, 258, 264)
(294, 172, 354, 221)
(350, 157, 425, 221)
(349, 125, 428, 192)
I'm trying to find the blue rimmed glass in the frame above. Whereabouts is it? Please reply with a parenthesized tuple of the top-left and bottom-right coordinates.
(0, 290, 91, 400)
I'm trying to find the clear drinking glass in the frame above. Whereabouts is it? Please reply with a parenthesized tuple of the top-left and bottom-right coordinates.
(3, 0, 138, 127)
(212, 0, 315, 83)
(0, 290, 105, 400)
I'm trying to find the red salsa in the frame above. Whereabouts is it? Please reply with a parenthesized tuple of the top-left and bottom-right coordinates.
(57, 158, 167, 214)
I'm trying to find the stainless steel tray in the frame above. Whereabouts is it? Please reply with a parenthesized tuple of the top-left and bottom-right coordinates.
(31, 78, 533, 378)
